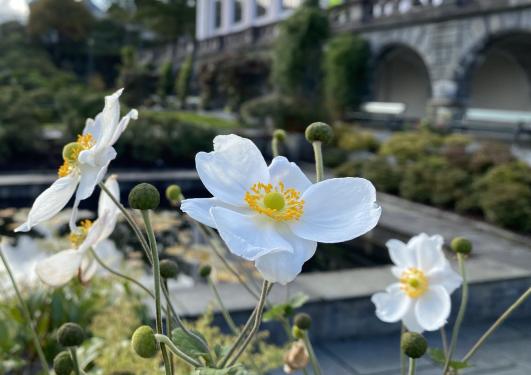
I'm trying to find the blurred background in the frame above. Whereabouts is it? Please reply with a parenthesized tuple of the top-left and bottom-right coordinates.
(0, 0, 530, 374)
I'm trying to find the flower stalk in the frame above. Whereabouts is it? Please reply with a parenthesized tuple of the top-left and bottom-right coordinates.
(462, 286, 531, 362)
(208, 276, 239, 334)
(155, 334, 203, 367)
(400, 325, 407, 375)
(141, 210, 172, 375)
(312, 141, 324, 182)
(0, 244, 50, 375)
(69, 347, 81, 375)
(408, 358, 416, 375)
(302, 332, 322, 375)
(443, 253, 468, 373)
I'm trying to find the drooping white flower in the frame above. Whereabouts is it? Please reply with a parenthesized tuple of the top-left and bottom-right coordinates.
(15, 89, 137, 233)
(371, 233, 463, 332)
(35, 175, 121, 287)
(181, 135, 381, 284)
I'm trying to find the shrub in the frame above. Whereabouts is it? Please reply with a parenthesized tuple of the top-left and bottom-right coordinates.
(323, 34, 369, 120)
(176, 54, 193, 108)
(336, 125, 380, 152)
(469, 141, 514, 173)
(476, 161, 531, 188)
(479, 183, 531, 232)
(379, 131, 443, 163)
(399, 157, 448, 204)
(432, 167, 471, 207)
(361, 156, 401, 193)
(334, 160, 363, 178)
(158, 60, 174, 99)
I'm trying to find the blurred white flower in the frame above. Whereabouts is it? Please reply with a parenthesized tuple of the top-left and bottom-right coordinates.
(371, 233, 462, 332)
(182, 135, 381, 284)
(35, 176, 121, 287)
(15, 89, 137, 233)
(0, 236, 47, 297)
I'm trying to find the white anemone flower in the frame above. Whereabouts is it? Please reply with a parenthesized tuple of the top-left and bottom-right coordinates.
(181, 135, 381, 284)
(371, 233, 463, 332)
(35, 175, 121, 287)
(15, 89, 137, 233)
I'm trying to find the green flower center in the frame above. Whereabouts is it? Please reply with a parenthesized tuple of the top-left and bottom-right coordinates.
(263, 192, 285, 210)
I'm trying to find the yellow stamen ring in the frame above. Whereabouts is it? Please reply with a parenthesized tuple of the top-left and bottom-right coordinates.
(245, 181, 304, 222)
(69, 219, 93, 248)
(400, 268, 429, 298)
(57, 133, 94, 177)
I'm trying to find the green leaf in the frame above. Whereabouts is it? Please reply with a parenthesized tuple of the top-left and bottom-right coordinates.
(171, 328, 210, 361)
(263, 292, 309, 322)
(287, 292, 309, 308)
(192, 366, 244, 375)
(428, 348, 471, 370)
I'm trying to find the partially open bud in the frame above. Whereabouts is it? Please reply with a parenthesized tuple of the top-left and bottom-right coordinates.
(451, 237, 472, 255)
(294, 313, 312, 330)
(62, 142, 83, 163)
(57, 322, 84, 347)
(53, 351, 74, 375)
(160, 259, 179, 279)
(283, 340, 309, 374)
(401, 332, 428, 359)
(132, 325, 159, 358)
(305, 122, 333, 144)
(273, 129, 287, 142)
(165, 184, 184, 205)
(292, 325, 304, 339)
(129, 183, 160, 210)
(199, 264, 212, 278)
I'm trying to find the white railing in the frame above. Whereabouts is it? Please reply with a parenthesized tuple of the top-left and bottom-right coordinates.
(372, 0, 448, 18)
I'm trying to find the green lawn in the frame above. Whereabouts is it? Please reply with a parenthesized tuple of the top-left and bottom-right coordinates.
(141, 110, 240, 130)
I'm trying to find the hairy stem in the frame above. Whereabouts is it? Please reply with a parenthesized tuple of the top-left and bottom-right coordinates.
(400, 324, 407, 375)
(208, 277, 239, 334)
(408, 358, 416, 375)
(0, 245, 49, 374)
(69, 347, 80, 375)
(303, 332, 322, 375)
(312, 141, 324, 182)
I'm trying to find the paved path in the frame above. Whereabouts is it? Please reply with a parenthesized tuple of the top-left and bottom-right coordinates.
(272, 318, 531, 375)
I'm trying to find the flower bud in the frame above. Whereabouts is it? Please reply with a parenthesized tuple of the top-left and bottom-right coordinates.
(62, 142, 84, 163)
(131, 325, 159, 358)
(305, 122, 333, 144)
(273, 129, 287, 142)
(401, 332, 427, 359)
(53, 351, 74, 375)
(199, 264, 212, 278)
(57, 322, 84, 347)
(292, 325, 304, 339)
(283, 305, 294, 317)
(165, 184, 183, 205)
(128, 183, 160, 210)
(160, 259, 179, 279)
(283, 340, 309, 373)
(294, 313, 312, 330)
(451, 237, 472, 255)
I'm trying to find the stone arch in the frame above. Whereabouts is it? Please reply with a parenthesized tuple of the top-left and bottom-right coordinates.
(371, 43, 432, 118)
(456, 30, 531, 111)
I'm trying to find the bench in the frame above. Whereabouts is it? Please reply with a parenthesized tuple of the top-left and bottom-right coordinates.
(453, 108, 531, 141)
(347, 101, 409, 130)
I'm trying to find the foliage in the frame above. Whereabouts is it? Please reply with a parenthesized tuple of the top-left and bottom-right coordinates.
(361, 156, 401, 194)
(379, 131, 443, 163)
(468, 141, 514, 173)
(117, 46, 158, 107)
(134, 0, 195, 42)
(323, 34, 369, 120)
(158, 61, 175, 99)
(177, 54, 194, 108)
(399, 157, 448, 204)
(335, 125, 380, 152)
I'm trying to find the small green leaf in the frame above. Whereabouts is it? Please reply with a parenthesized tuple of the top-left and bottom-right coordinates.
(263, 292, 309, 322)
(428, 348, 471, 370)
(287, 293, 309, 308)
(192, 366, 243, 375)
(171, 328, 210, 361)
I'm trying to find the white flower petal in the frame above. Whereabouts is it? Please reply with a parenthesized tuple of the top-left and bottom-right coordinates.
(210, 207, 293, 261)
(97, 175, 120, 240)
(181, 197, 244, 228)
(402, 303, 424, 333)
(289, 177, 381, 243)
(79, 211, 112, 251)
(36, 249, 83, 287)
(196, 135, 269, 206)
(94, 89, 123, 150)
(83, 117, 101, 141)
(415, 285, 451, 331)
(76, 163, 109, 202)
(254, 230, 317, 284)
(109, 108, 138, 145)
(371, 283, 411, 323)
(428, 263, 463, 295)
(15, 175, 78, 232)
(79, 256, 98, 283)
(387, 239, 415, 269)
(410, 233, 446, 272)
(268, 156, 312, 193)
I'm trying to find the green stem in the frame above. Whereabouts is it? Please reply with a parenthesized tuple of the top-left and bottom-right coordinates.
(462, 286, 531, 363)
(443, 253, 468, 374)
(408, 358, 416, 375)
(400, 325, 407, 375)
(141, 210, 172, 375)
(69, 347, 80, 375)
(164, 280, 175, 375)
(303, 332, 322, 375)
(312, 141, 324, 182)
(208, 277, 239, 334)
(0, 244, 50, 374)
(440, 327, 449, 357)
(272, 138, 280, 158)
(155, 334, 203, 368)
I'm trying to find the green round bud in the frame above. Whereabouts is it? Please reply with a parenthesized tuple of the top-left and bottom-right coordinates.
(305, 122, 333, 144)
(62, 142, 83, 163)
(401, 332, 428, 359)
(128, 183, 160, 210)
(451, 237, 472, 255)
(283, 305, 294, 317)
(273, 129, 287, 141)
(199, 264, 212, 278)
(131, 325, 158, 358)
(53, 351, 74, 375)
(294, 313, 312, 330)
(292, 325, 304, 339)
(165, 184, 183, 204)
(160, 259, 179, 279)
(57, 323, 84, 347)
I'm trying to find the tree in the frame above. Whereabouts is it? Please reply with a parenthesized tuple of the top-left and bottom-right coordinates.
(176, 54, 193, 108)
(134, 0, 195, 42)
(323, 34, 369, 120)
(158, 60, 175, 99)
